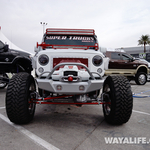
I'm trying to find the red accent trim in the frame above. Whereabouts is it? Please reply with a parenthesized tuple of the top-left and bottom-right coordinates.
(53, 58, 88, 70)
(37, 42, 97, 50)
(37, 42, 51, 49)
(32, 95, 73, 101)
(68, 76, 73, 82)
(30, 101, 111, 105)
(30, 95, 111, 105)
(35, 102, 100, 105)
(68, 66, 73, 69)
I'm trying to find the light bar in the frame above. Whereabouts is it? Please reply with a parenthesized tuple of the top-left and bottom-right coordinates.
(46, 28, 95, 35)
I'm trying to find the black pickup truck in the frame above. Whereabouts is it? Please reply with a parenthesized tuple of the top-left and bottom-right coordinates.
(0, 40, 33, 88)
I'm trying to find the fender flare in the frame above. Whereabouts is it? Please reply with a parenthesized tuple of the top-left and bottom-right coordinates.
(11, 56, 33, 72)
(136, 65, 149, 74)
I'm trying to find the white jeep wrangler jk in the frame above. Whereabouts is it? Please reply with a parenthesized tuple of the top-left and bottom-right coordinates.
(5, 28, 133, 125)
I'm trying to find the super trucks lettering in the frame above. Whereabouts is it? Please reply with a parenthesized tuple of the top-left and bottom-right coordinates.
(69, 36, 94, 41)
(46, 36, 94, 41)
(45, 35, 95, 48)
(46, 36, 67, 40)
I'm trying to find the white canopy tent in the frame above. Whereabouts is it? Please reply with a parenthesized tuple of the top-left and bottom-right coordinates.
(0, 26, 32, 54)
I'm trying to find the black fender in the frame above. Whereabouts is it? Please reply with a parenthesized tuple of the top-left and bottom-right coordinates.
(11, 56, 33, 73)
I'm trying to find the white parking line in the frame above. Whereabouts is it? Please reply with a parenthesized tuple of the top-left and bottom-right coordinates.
(133, 110, 150, 116)
(0, 113, 60, 150)
(0, 108, 149, 150)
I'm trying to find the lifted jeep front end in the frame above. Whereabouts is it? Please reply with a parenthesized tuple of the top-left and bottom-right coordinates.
(5, 28, 133, 125)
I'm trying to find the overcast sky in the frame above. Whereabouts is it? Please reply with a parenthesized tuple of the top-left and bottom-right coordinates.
(0, 0, 150, 53)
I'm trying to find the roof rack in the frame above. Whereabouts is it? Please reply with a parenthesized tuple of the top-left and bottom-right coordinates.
(46, 28, 95, 35)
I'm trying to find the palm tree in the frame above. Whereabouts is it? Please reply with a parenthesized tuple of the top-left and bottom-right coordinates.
(138, 35, 150, 53)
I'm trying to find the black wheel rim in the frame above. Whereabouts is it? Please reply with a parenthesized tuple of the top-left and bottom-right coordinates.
(103, 84, 111, 116)
(28, 82, 35, 115)
(0, 74, 7, 88)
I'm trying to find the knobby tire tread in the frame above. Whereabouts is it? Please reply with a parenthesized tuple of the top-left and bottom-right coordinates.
(103, 76, 133, 124)
(6, 72, 35, 124)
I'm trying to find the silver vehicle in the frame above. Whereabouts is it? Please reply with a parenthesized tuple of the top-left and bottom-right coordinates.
(5, 28, 133, 125)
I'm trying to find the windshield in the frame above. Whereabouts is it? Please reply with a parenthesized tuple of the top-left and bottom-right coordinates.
(122, 53, 133, 60)
(44, 35, 96, 49)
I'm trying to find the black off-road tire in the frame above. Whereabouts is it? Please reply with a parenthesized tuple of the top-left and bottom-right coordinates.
(102, 76, 133, 125)
(135, 72, 147, 85)
(6, 72, 36, 124)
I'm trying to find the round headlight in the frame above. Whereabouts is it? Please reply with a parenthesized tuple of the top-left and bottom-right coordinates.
(39, 55, 49, 66)
(92, 55, 103, 66)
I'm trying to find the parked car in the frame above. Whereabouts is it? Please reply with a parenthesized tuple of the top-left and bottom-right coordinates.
(5, 28, 133, 125)
(105, 50, 149, 85)
(0, 40, 33, 88)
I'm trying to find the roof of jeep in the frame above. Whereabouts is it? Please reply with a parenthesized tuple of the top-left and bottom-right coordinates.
(36, 28, 99, 50)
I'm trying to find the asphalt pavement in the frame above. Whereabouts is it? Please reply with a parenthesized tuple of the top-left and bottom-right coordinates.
(0, 81, 150, 150)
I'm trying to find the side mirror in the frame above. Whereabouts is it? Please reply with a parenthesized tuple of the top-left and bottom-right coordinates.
(129, 58, 134, 62)
(34, 46, 40, 53)
(4, 44, 9, 52)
